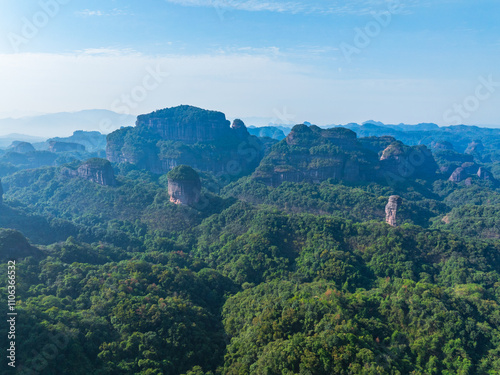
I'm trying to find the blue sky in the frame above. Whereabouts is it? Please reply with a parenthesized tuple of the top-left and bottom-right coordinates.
(0, 0, 499, 130)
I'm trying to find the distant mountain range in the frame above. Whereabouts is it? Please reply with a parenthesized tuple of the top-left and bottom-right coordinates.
(0, 109, 135, 139)
(0, 134, 46, 149)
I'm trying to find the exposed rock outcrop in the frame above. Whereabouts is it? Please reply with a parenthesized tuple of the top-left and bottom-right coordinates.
(477, 167, 492, 180)
(10, 142, 35, 153)
(252, 125, 379, 186)
(167, 165, 201, 206)
(385, 195, 402, 227)
(231, 119, 250, 140)
(449, 166, 467, 182)
(49, 141, 86, 153)
(253, 125, 440, 187)
(379, 142, 438, 182)
(465, 140, 485, 155)
(61, 158, 116, 186)
(136, 105, 231, 144)
(106, 106, 263, 177)
(448, 162, 491, 183)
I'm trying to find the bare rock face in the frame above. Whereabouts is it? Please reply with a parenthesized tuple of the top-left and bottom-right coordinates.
(136, 105, 231, 144)
(231, 119, 250, 140)
(253, 124, 379, 186)
(449, 167, 467, 182)
(448, 162, 490, 183)
(385, 195, 402, 227)
(77, 159, 116, 186)
(465, 140, 485, 155)
(380, 143, 405, 161)
(62, 158, 116, 186)
(167, 165, 201, 206)
(10, 141, 35, 153)
(49, 141, 86, 153)
(379, 141, 438, 182)
(106, 106, 264, 176)
(343, 159, 360, 182)
(477, 167, 492, 180)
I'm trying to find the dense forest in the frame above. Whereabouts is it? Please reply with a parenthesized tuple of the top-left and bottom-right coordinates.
(1, 106, 500, 374)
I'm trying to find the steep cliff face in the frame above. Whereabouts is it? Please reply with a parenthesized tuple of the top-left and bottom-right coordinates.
(231, 119, 250, 140)
(385, 195, 402, 227)
(252, 125, 379, 186)
(379, 141, 438, 182)
(106, 106, 263, 177)
(167, 165, 201, 206)
(62, 158, 116, 186)
(448, 162, 491, 183)
(136, 105, 231, 143)
(449, 166, 467, 182)
(477, 167, 492, 180)
(252, 125, 441, 187)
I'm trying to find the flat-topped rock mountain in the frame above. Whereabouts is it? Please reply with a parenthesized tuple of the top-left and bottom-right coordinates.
(49, 141, 86, 153)
(48, 130, 107, 152)
(252, 124, 439, 187)
(252, 124, 375, 186)
(61, 158, 116, 186)
(106, 105, 263, 176)
(136, 105, 231, 144)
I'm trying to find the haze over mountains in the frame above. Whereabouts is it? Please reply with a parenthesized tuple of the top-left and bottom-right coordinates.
(1, 107, 499, 145)
(0, 109, 135, 138)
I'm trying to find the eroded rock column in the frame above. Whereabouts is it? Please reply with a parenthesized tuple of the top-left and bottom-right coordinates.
(385, 195, 402, 227)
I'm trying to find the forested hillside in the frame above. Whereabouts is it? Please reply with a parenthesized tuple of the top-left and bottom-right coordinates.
(1, 106, 500, 374)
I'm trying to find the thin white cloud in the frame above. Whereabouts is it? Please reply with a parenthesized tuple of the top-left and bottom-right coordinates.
(77, 48, 143, 57)
(165, 0, 305, 13)
(75, 8, 129, 17)
(163, 0, 434, 15)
